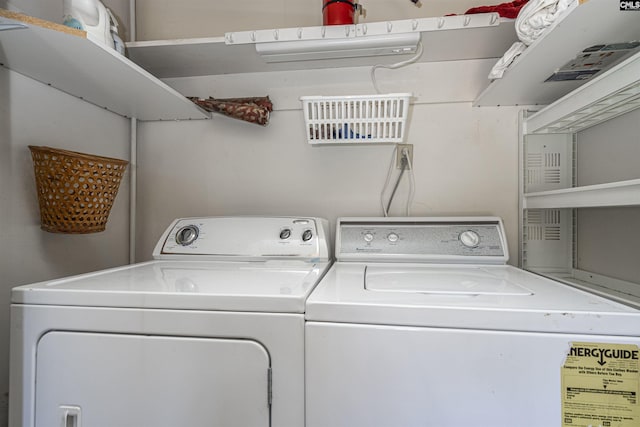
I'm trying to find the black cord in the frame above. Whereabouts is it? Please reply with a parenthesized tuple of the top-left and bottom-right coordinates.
(386, 157, 407, 214)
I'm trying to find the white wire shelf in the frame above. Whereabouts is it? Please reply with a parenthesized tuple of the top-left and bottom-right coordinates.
(524, 51, 640, 134)
(523, 179, 640, 209)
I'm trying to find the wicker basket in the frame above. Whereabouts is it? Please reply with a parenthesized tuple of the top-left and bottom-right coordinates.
(29, 146, 128, 234)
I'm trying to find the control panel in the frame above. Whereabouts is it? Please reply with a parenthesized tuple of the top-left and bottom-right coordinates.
(153, 217, 330, 261)
(337, 217, 508, 264)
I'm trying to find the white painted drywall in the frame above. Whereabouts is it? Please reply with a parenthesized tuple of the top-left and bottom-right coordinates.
(0, 68, 130, 427)
(0, 0, 131, 40)
(135, 62, 520, 263)
(1, 0, 61, 22)
(132, 0, 520, 265)
(577, 109, 640, 187)
(576, 109, 640, 284)
(576, 207, 640, 284)
(135, 0, 492, 40)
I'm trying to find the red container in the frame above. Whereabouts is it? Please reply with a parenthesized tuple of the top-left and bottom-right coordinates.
(323, 0, 356, 25)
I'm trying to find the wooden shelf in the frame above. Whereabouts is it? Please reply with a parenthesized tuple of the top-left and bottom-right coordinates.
(525, 51, 640, 134)
(126, 15, 517, 78)
(523, 179, 640, 209)
(474, 0, 640, 107)
(0, 9, 209, 121)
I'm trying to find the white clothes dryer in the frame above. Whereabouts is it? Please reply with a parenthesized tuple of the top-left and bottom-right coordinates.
(305, 217, 640, 427)
(10, 216, 331, 427)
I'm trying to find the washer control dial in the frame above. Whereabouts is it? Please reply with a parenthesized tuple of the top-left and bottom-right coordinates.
(387, 233, 399, 243)
(459, 230, 480, 248)
(302, 229, 313, 242)
(363, 233, 374, 242)
(175, 225, 199, 246)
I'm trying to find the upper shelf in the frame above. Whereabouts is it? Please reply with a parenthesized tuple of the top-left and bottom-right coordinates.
(525, 51, 640, 134)
(126, 14, 517, 78)
(474, 0, 640, 107)
(0, 9, 209, 121)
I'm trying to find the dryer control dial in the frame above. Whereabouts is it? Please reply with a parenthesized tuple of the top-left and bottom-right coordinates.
(459, 230, 480, 248)
(280, 228, 292, 240)
(175, 225, 199, 246)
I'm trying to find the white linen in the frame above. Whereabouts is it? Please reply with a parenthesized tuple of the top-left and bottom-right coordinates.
(488, 0, 577, 79)
(516, 0, 577, 46)
(488, 41, 527, 79)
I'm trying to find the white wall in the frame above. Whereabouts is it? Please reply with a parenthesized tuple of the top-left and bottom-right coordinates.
(576, 109, 640, 284)
(132, 0, 519, 266)
(1, 0, 61, 22)
(577, 109, 640, 187)
(136, 62, 520, 262)
(0, 3, 131, 424)
(0, 69, 130, 426)
(135, 0, 491, 40)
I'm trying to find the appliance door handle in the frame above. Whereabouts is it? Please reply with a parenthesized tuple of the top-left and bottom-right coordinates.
(60, 405, 82, 427)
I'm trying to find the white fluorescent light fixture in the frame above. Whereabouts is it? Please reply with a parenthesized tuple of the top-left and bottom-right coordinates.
(255, 32, 420, 63)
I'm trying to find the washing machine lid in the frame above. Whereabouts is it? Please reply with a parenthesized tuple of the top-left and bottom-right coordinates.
(365, 265, 533, 296)
(306, 263, 640, 335)
(12, 260, 331, 313)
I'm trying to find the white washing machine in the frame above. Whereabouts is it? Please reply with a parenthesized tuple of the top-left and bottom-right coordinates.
(305, 217, 640, 427)
(10, 216, 331, 427)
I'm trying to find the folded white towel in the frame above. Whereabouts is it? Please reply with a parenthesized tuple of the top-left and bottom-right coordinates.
(489, 41, 527, 79)
(516, 0, 576, 45)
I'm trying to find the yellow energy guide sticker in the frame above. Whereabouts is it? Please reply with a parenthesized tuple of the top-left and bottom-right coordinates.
(562, 342, 639, 427)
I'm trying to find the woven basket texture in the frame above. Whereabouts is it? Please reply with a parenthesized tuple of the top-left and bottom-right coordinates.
(29, 146, 128, 234)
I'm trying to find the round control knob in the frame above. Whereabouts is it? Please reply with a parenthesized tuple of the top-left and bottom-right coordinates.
(175, 225, 199, 246)
(302, 229, 313, 242)
(387, 233, 399, 243)
(459, 230, 480, 248)
(279, 228, 292, 240)
(363, 233, 374, 242)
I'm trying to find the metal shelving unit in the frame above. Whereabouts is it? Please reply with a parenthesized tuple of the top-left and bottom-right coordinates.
(520, 42, 640, 308)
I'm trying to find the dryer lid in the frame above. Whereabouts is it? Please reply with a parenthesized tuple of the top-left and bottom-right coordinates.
(12, 260, 331, 313)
